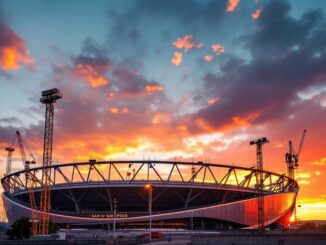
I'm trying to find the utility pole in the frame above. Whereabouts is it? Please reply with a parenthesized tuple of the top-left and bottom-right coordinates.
(39, 88, 62, 235)
(250, 137, 269, 233)
(5, 147, 15, 175)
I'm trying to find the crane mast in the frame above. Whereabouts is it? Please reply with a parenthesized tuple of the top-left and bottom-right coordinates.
(16, 131, 38, 235)
(5, 147, 15, 175)
(250, 137, 269, 233)
(38, 88, 62, 235)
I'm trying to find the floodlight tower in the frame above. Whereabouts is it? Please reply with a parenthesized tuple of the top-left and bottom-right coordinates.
(39, 88, 62, 235)
(5, 147, 15, 175)
(250, 137, 269, 232)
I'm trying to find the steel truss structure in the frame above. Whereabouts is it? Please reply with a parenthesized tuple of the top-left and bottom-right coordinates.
(2, 160, 298, 200)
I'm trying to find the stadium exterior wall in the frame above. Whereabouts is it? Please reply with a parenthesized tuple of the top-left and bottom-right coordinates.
(3, 191, 295, 228)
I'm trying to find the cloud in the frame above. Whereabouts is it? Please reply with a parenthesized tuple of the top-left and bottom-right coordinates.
(226, 0, 241, 13)
(70, 38, 111, 88)
(252, 7, 263, 20)
(207, 97, 219, 105)
(171, 51, 183, 66)
(310, 157, 326, 166)
(0, 8, 35, 71)
(106, 0, 225, 60)
(184, 0, 326, 133)
(172, 34, 203, 52)
(211, 44, 225, 56)
(111, 67, 165, 98)
(203, 55, 213, 62)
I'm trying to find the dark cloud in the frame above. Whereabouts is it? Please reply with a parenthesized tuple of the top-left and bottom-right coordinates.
(72, 38, 111, 70)
(106, 0, 226, 59)
(188, 0, 326, 132)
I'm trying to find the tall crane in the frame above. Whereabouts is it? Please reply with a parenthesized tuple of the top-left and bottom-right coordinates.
(285, 129, 307, 222)
(16, 131, 38, 235)
(5, 147, 15, 175)
(285, 130, 307, 180)
(38, 88, 62, 235)
(250, 137, 269, 232)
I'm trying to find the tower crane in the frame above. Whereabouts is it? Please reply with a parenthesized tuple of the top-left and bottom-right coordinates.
(285, 130, 307, 180)
(16, 130, 38, 235)
(38, 88, 62, 235)
(285, 129, 307, 223)
(5, 147, 15, 176)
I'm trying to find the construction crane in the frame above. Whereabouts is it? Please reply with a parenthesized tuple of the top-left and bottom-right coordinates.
(16, 130, 38, 235)
(285, 129, 307, 180)
(250, 137, 269, 232)
(16, 131, 36, 168)
(5, 147, 15, 175)
(285, 129, 307, 223)
(38, 88, 62, 235)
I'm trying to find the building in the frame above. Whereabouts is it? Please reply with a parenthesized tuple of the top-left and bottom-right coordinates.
(1, 160, 297, 230)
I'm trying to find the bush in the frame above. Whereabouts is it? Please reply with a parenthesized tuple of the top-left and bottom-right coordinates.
(6, 217, 31, 240)
(6, 217, 59, 239)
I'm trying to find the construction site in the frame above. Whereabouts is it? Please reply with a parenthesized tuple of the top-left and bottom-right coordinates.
(1, 88, 325, 245)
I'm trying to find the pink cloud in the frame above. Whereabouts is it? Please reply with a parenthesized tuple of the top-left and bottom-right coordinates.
(172, 34, 203, 52)
(203, 55, 213, 62)
(252, 7, 263, 20)
(211, 44, 225, 56)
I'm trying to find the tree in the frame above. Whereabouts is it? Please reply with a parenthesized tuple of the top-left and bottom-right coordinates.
(6, 217, 59, 239)
(6, 217, 31, 240)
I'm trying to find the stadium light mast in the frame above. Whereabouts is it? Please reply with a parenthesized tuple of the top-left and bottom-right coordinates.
(39, 88, 62, 235)
(250, 137, 269, 233)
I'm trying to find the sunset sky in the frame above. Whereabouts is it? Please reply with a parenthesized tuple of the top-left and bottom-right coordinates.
(0, 0, 326, 220)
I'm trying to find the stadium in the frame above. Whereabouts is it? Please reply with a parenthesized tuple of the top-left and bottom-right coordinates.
(1, 160, 298, 230)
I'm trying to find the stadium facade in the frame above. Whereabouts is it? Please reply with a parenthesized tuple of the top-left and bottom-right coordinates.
(1, 160, 298, 230)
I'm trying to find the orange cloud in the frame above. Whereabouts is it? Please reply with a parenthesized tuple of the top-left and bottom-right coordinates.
(203, 55, 213, 62)
(211, 44, 225, 56)
(0, 42, 35, 71)
(74, 63, 109, 87)
(145, 84, 164, 93)
(252, 7, 263, 20)
(109, 107, 119, 114)
(108, 107, 129, 114)
(231, 113, 259, 127)
(171, 51, 183, 66)
(172, 34, 203, 52)
(152, 113, 171, 125)
(226, 0, 240, 12)
(275, 143, 284, 148)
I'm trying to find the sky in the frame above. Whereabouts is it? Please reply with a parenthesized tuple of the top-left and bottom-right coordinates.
(0, 0, 326, 221)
